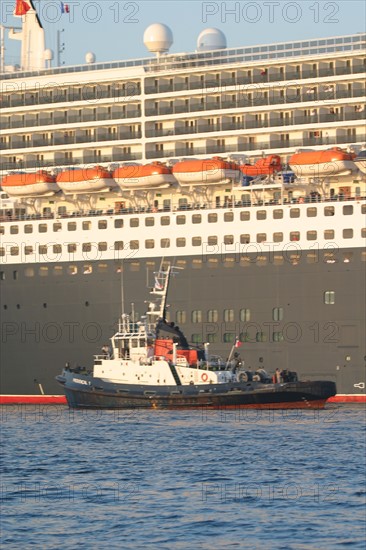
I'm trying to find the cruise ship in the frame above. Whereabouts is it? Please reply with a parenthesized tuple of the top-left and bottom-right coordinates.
(0, 2, 365, 403)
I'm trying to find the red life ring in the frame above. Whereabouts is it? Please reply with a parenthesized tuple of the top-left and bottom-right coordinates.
(201, 372, 208, 382)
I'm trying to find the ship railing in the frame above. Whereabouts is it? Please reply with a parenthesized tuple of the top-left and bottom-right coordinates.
(0, 192, 365, 223)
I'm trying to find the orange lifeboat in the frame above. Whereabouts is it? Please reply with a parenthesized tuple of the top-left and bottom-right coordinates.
(289, 148, 356, 177)
(240, 155, 282, 177)
(172, 157, 241, 186)
(1, 171, 59, 197)
(56, 166, 116, 194)
(113, 162, 176, 190)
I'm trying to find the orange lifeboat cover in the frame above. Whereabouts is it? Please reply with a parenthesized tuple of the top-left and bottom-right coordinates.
(1, 171, 56, 187)
(113, 162, 172, 179)
(172, 157, 240, 173)
(240, 155, 282, 176)
(57, 166, 113, 183)
(289, 148, 355, 166)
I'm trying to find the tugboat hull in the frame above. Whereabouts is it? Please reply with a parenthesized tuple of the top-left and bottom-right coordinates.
(57, 374, 336, 410)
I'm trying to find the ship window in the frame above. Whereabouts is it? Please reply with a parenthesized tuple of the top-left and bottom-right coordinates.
(307, 207, 317, 217)
(273, 255, 284, 265)
(324, 206, 334, 216)
(257, 210, 266, 220)
(10, 225, 18, 234)
(256, 256, 267, 266)
(361, 251, 366, 262)
(208, 258, 219, 268)
(224, 235, 234, 245)
(191, 334, 203, 344)
(97, 264, 108, 273)
(224, 309, 234, 322)
(176, 311, 186, 324)
(273, 232, 283, 242)
(129, 262, 140, 272)
(207, 310, 219, 322)
(145, 217, 155, 226)
(0, 227, 4, 235)
(53, 222, 62, 232)
(160, 238, 170, 248)
(273, 209, 283, 219)
(130, 218, 139, 227)
(208, 213, 218, 223)
(362, 228, 366, 238)
(53, 244, 62, 253)
(343, 229, 353, 239)
(176, 238, 186, 247)
(290, 208, 300, 218)
(0, 271, 4, 278)
(192, 237, 202, 246)
(13, 270, 18, 280)
(53, 266, 63, 276)
(161, 216, 170, 226)
(39, 245, 47, 255)
(207, 333, 218, 344)
(24, 267, 34, 277)
(307, 252, 318, 264)
(98, 242, 107, 251)
(324, 291, 335, 305)
(176, 215, 186, 225)
(130, 240, 139, 249)
(239, 332, 251, 343)
(207, 236, 218, 246)
(273, 332, 284, 342)
(98, 220, 107, 229)
(114, 219, 123, 228)
(343, 205, 353, 215)
(24, 246, 33, 255)
(240, 211, 250, 221)
(10, 246, 19, 255)
(38, 224, 47, 233)
(240, 308, 251, 322)
(240, 234, 250, 244)
(114, 241, 124, 250)
(192, 310, 202, 323)
(256, 332, 267, 342)
(68, 243, 77, 253)
(224, 212, 234, 222)
(39, 267, 48, 277)
(290, 231, 300, 241)
(343, 252, 353, 263)
(82, 243, 92, 252)
(362, 205, 366, 214)
(257, 233, 266, 243)
(307, 230, 317, 240)
(324, 229, 335, 239)
(145, 239, 155, 249)
(223, 333, 235, 343)
(192, 214, 201, 224)
(68, 222, 77, 231)
(223, 257, 235, 268)
(192, 259, 202, 269)
(273, 307, 284, 321)
(24, 225, 33, 234)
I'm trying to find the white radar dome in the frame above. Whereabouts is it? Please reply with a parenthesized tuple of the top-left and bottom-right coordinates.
(197, 28, 227, 52)
(85, 52, 96, 64)
(143, 23, 173, 55)
(44, 49, 54, 61)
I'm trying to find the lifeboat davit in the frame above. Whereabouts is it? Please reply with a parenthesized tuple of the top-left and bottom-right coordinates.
(241, 155, 282, 177)
(354, 149, 366, 174)
(56, 166, 116, 194)
(172, 157, 241, 186)
(113, 162, 176, 190)
(289, 148, 356, 177)
(1, 171, 59, 197)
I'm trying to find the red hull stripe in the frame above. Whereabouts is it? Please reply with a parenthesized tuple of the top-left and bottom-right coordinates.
(0, 394, 364, 405)
(0, 395, 67, 404)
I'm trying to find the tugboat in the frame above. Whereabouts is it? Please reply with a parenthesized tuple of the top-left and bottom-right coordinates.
(56, 266, 336, 409)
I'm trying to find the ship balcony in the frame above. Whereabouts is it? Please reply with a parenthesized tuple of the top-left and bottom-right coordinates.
(142, 110, 366, 140)
(143, 63, 365, 94)
(144, 87, 366, 117)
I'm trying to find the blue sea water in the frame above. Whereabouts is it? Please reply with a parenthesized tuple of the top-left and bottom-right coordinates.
(1, 404, 365, 549)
